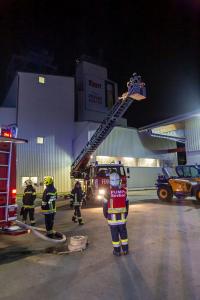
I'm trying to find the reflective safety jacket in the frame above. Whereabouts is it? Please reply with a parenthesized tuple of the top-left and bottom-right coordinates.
(103, 187, 129, 226)
(22, 185, 36, 208)
(71, 186, 84, 207)
(41, 184, 57, 214)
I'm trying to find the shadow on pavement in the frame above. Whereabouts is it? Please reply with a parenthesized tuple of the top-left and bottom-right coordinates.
(131, 198, 200, 209)
(0, 246, 42, 265)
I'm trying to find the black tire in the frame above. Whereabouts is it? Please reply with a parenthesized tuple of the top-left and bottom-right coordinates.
(157, 185, 173, 201)
(196, 189, 200, 202)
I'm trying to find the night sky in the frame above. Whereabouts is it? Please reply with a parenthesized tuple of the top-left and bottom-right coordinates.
(0, 0, 200, 127)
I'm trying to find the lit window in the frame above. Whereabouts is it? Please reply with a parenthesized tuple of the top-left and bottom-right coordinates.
(31, 177, 38, 185)
(37, 137, 44, 144)
(138, 158, 160, 167)
(38, 76, 45, 84)
(22, 177, 38, 187)
(22, 177, 29, 187)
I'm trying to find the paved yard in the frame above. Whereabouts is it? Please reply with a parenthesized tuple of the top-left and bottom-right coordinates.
(1, 197, 200, 300)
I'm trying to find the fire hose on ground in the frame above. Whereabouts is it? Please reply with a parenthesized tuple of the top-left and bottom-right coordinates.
(15, 220, 67, 244)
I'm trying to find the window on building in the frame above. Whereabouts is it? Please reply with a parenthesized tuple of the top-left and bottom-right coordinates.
(96, 155, 160, 167)
(31, 177, 38, 185)
(22, 177, 38, 187)
(138, 158, 160, 167)
(38, 76, 46, 84)
(22, 177, 29, 187)
(37, 137, 44, 144)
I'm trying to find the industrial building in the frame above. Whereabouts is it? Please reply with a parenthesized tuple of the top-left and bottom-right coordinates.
(0, 59, 179, 194)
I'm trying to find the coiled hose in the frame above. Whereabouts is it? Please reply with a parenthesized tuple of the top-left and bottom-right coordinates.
(15, 220, 66, 244)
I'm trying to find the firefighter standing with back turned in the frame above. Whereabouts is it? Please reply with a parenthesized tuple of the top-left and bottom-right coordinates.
(21, 179, 36, 225)
(71, 181, 84, 225)
(41, 176, 57, 238)
(103, 172, 129, 256)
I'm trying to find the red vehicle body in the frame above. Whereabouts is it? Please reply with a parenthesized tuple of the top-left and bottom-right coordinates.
(84, 163, 129, 201)
(0, 125, 27, 232)
(0, 142, 17, 228)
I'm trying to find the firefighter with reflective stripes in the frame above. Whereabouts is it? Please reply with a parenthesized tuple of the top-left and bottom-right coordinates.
(21, 179, 36, 225)
(71, 181, 84, 225)
(103, 172, 129, 256)
(41, 176, 57, 238)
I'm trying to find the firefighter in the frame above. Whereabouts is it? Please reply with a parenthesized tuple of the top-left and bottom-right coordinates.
(103, 172, 129, 256)
(21, 179, 36, 225)
(71, 181, 84, 225)
(41, 176, 57, 238)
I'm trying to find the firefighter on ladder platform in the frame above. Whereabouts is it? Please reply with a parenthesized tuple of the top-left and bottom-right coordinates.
(103, 172, 129, 256)
(21, 179, 36, 225)
(71, 181, 84, 225)
(41, 176, 57, 238)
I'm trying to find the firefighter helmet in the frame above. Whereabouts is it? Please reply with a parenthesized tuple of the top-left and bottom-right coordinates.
(44, 176, 53, 186)
(109, 172, 120, 187)
(25, 179, 32, 186)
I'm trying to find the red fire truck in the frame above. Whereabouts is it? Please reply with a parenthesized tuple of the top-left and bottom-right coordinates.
(84, 162, 129, 201)
(0, 125, 27, 234)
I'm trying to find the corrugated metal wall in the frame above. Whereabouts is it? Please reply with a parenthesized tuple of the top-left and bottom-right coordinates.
(127, 167, 162, 189)
(185, 117, 200, 152)
(185, 117, 200, 164)
(16, 72, 74, 193)
(95, 126, 177, 161)
(94, 127, 177, 188)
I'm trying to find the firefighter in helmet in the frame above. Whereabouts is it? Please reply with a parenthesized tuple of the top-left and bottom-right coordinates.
(41, 176, 57, 238)
(103, 172, 129, 256)
(21, 179, 36, 225)
(71, 181, 84, 225)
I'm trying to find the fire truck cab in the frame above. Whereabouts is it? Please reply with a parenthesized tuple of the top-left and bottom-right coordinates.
(0, 125, 27, 233)
(84, 162, 129, 201)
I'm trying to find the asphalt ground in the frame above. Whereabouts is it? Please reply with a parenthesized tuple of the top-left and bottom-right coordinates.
(1, 193, 200, 300)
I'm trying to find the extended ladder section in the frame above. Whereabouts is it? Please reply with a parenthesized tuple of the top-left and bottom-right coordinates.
(71, 73, 146, 177)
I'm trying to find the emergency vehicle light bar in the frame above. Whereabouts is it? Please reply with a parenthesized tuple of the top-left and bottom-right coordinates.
(0, 125, 27, 143)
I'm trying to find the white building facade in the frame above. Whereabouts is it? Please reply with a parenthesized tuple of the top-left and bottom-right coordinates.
(3, 72, 74, 193)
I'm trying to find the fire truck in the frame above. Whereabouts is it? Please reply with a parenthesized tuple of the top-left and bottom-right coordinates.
(70, 73, 146, 201)
(0, 125, 27, 234)
(83, 162, 130, 201)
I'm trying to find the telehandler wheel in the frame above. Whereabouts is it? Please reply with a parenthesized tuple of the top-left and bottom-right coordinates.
(195, 190, 200, 202)
(157, 186, 173, 201)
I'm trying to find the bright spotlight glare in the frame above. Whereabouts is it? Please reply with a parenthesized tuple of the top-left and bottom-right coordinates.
(99, 189, 105, 195)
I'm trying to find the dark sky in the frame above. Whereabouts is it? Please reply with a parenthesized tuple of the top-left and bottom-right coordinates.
(0, 0, 200, 127)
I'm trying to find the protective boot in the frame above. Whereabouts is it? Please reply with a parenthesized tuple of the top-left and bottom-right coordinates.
(46, 233, 54, 238)
(122, 244, 129, 255)
(113, 249, 121, 257)
(78, 218, 84, 225)
(46, 230, 54, 238)
(72, 215, 77, 223)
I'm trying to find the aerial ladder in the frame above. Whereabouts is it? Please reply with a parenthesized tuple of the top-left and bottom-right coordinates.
(71, 73, 146, 178)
